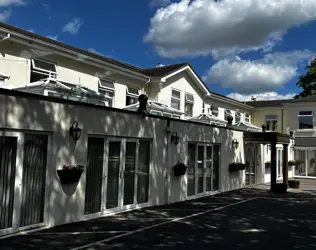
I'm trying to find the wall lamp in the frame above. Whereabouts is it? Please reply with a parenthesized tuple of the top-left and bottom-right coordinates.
(171, 132, 180, 146)
(69, 121, 82, 143)
(232, 138, 239, 149)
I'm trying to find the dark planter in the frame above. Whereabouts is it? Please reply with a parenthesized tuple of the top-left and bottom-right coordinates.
(265, 163, 271, 168)
(271, 183, 288, 194)
(229, 163, 246, 172)
(57, 169, 83, 184)
(173, 162, 187, 177)
(288, 179, 300, 189)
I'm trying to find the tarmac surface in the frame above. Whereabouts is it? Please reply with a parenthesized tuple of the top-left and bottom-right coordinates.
(1, 183, 316, 249)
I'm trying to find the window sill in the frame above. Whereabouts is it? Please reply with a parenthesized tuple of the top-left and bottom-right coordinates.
(296, 129, 315, 132)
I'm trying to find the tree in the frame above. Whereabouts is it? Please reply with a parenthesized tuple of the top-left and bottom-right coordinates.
(294, 58, 316, 99)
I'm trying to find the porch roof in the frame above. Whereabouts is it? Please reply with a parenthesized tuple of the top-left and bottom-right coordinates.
(123, 100, 183, 117)
(187, 114, 227, 127)
(233, 121, 262, 132)
(243, 131, 291, 144)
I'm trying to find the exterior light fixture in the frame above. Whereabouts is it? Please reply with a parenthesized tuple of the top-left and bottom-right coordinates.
(69, 121, 82, 143)
(171, 132, 180, 146)
(232, 138, 239, 149)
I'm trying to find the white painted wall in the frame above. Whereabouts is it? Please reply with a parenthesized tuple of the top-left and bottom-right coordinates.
(0, 90, 246, 229)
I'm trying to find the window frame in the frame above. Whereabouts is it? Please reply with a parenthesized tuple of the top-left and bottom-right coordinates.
(208, 105, 219, 117)
(298, 111, 314, 130)
(184, 93, 194, 117)
(235, 112, 242, 123)
(171, 88, 181, 110)
(125, 86, 140, 106)
(265, 114, 278, 131)
(224, 109, 232, 121)
(245, 113, 250, 123)
(31, 59, 58, 76)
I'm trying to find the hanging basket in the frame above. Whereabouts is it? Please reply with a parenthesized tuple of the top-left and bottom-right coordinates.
(173, 162, 187, 177)
(57, 169, 83, 184)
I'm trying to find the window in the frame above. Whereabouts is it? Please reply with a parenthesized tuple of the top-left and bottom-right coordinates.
(298, 111, 313, 129)
(171, 89, 181, 110)
(235, 112, 241, 123)
(208, 105, 219, 117)
(185, 93, 194, 117)
(126, 86, 140, 106)
(99, 79, 115, 107)
(245, 113, 250, 123)
(224, 109, 232, 121)
(31, 59, 57, 82)
(265, 114, 278, 131)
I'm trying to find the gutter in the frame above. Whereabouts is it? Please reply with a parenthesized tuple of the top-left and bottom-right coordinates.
(207, 93, 254, 110)
(0, 29, 149, 82)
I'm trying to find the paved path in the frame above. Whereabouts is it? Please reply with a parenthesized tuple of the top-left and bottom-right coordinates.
(1, 185, 316, 249)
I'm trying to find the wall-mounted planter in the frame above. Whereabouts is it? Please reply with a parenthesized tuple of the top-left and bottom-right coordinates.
(229, 163, 246, 172)
(173, 162, 187, 177)
(57, 169, 83, 184)
(288, 179, 300, 189)
(265, 162, 271, 168)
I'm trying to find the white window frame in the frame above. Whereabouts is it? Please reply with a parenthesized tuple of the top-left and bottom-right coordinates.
(171, 89, 181, 110)
(31, 59, 58, 77)
(125, 86, 140, 106)
(298, 111, 314, 130)
(235, 112, 242, 123)
(265, 114, 278, 131)
(224, 109, 232, 121)
(184, 93, 194, 117)
(245, 113, 250, 123)
(99, 78, 115, 91)
(98, 79, 115, 107)
(208, 105, 219, 117)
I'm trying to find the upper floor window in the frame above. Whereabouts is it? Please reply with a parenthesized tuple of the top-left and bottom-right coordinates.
(245, 113, 250, 123)
(99, 79, 115, 107)
(171, 89, 181, 110)
(126, 86, 140, 106)
(31, 59, 57, 83)
(185, 93, 194, 117)
(235, 112, 241, 123)
(298, 111, 313, 129)
(208, 105, 219, 117)
(224, 109, 232, 121)
(265, 114, 278, 131)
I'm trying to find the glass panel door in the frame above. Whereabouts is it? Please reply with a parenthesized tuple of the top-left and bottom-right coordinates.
(295, 150, 306, 176)
(106, 141, 122, 209)
(187, 143, 196, 196)
(307, 150, 316, 177)
(20, 134, 48, 228)
(123, 142, 137, 206)
(212, 145, 220, 191)
(85, 137, 104, 215)
(205, 146, 213, 192)
(137, 140, 150, 204)
(197, 146, 204, 194)
(0, 136, 18, 235)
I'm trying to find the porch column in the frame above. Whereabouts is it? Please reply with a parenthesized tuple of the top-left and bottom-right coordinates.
(270, 142, 277, 186)
(282, 144, 289, 185)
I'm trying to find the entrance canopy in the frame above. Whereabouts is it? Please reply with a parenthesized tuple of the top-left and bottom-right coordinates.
(233, 121, 262, 132)
(243, 131, 291, 144)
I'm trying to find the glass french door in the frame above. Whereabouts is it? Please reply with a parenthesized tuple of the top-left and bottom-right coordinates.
(105, 138, 150, 211)
(277, 148, 283, 179)
(0, 132, 49, 236)
(245, 145, 257, 186)
(187, 143, 220, 197)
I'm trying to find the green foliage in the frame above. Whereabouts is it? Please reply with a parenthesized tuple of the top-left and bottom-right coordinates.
(295, 58, 316, 99)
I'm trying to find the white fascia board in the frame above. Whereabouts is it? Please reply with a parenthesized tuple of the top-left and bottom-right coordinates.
(0, 29, 150, 82)
(11, 81, 44, 89)
(161, 65, 209, 94)
(207, 94, 254, 110)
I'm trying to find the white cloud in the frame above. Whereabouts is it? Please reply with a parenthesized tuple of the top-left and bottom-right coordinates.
(227, 92, 296, 102)
(47, 35, 58, 40)
(62, 18, 83, 35)
(149, 0, 171, 8)
(145, 0, 316, 58)
(88, 48, 103, 55)
(0, 9, 10, 21)
(203, 50, 315, 94)
(0, 0, 24, 7)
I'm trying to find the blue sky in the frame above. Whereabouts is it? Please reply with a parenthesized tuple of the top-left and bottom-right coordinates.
(2, 0, 316, 101)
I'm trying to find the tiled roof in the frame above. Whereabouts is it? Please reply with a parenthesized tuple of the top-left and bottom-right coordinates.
(245, 99, 292, 108)
(141, 63, 189, 77)
(287, 95, 316, 103)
